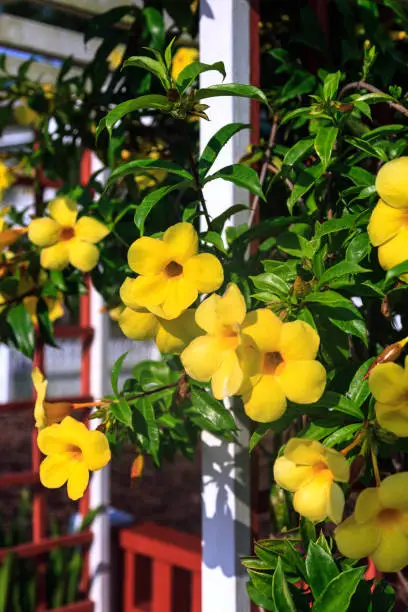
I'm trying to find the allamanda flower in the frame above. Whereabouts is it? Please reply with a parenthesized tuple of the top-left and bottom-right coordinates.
(118, 296, 202, 354)
(181, 283, 259, 400)
(369, 356, 408, 436)
(274, 438, 349, 524)
(241, 309, 326, 422)
(122, 222, 223, 320)
(171, 47, 199, 80)
(335, 473, 408, 572)
(368, 157, 408, 280)
(38, 415, 111, 500)
(32, 367, 72, 430)
(0, 163, 14, 197)
(28, 197, 110, 272)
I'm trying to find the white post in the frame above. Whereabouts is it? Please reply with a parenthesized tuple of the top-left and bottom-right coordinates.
(200, 2, 252, 612)
(89, 153, 111, 612)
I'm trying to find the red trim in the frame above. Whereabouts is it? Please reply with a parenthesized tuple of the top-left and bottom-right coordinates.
(0, 531, 92, 561)
(45, 602, 94, 612)
(0, 395, 93, 414)
(0, 471, 40, 488)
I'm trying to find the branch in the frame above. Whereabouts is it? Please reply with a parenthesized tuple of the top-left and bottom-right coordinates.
(339, 80, 408, 118)
(248, 115, 279, 227)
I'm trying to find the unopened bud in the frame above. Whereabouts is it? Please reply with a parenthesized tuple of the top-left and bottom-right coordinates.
(44, 401, 73, 425)
(167, 88, 180, 102)
(337, 103, 354, 113)
(130, 454, 144, 486)
(364, 338, 408, 380)
(176, 374, 190, 403)
(349, 455, 365, 485)
(293, 276, 310, 297)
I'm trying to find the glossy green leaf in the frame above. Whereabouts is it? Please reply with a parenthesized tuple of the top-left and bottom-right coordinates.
(246, 581, 274, 611)
(312, 566, 366, 612)
(7, 304, 35, 359)
(134, 181, 190, 235)
(123, 55, 171, 89)
(111, 351, 128, 396)
(323, 423, 362, 447)
(249, 424, 271, 452)
(306, 541, 339, 598)
(176, 61, 226, 93)
(384, 258, 408, 286)
(317, 262, 369, 287)
(283, 139, 314, 166)
(272, 558, 296, 612)
(135, 397, 159, 463)
(193, 83, 268, 105)
(323, 71, 341, 100)
(306, 391, 364, 420)
(345, 136, 387, 161)
(314, 127, 338, 168)
(305, 290, 362, 316)
(143, 7, 164, 50)
(198, 123, 250, 179)
(204, 164, 266, 200)
(189, 388, 237, 433)
(211, 203, 249, 232)
(111, 397, 133, 428)
(107, 159, 193, 187)
(347, 358, 375, 408)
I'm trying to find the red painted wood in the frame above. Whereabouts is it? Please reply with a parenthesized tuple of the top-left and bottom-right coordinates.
(152, 560, 172, 612)
(0, 531, 92, 561)
(45, 599, 94, 612)
(0, 471, 40, 488)
(124, 551, 135, 612)
(0, 395, 93, 414)
(191, 571, 201, 612)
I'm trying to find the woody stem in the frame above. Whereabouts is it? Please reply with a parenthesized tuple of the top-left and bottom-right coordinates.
(340, 429, 366, 455)
(371, 447, 381, 487)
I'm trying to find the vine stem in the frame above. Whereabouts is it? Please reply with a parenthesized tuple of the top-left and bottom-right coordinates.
(248, 114, 279, 227)
(339, 80, 408, 118)
(371, 446, 381, 487)
(340, 429, 366, 455)
(179, 121, 213, 230)
(71, 381, 179, 410)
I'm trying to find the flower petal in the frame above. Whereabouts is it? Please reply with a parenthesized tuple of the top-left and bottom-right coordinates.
(211, 349, 243, 399)
(293, 472, 332, 522)
(378, 473, 408, 510)
(68, 238, 100, 272)
(378, 227, 408, 274)
(41, 242, 70, 270)
(48, 197, 78, 226)
(118, 306, 158, 341)
(217, 283, 246, 326)
(376, 157, 408, 209)
(278, 360, 326, 404)
(156, 309, 203, 354)
(376, 404, 408, 437)
(75, 216, 110, 243)
(128, 236, 170, 275)
(369, 362, 407, 403)
(67, 460, 90, 500)
(323, 448, 350, 483)
(121, 274, 168, 309)
(160, 276, 198, 319)
(371, 529, 408, 572)
(328, 482, 345, 524)
(47, 295, 65, 322)
(183, 253, 224, 292)
(29, 218, 61, 247)
(335, 515, 380, 559)
(80, 430, 111, 471)
(40, 453, 71, 489)
(181, 335, 223, 381)
(242, 309, 282, 353)
(195, 294, 221, 334)
(163, 222, 198, 262)
(284, 439, 325, 465)
(38, 416, 88, 456)
(32, 367, 48, 430)
(243, 374, 287, 423)
(273, 456, 314, 491)
(279, 320, 320, 361)
(368, 199, 406, 247)
(354, 488, 382, 523)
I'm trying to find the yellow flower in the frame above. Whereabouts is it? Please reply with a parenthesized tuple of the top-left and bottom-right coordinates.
(240, 310, 326, 422)
(118, 301, 202, 354)
(122, 222, 223, 320)
(181, 283, 259, 400)
(335, 473, 408, 572)
(24, 293, 65, 325)
(171, 47, 199, 81)
(369, 357, 408, 436)
(368, 199, 408, 281)
(28, 197, 110, 272)
(107, 304, 124, 321)
(0, 163, 14, 196)
(274, 438, 349, 523)
(376, 157, 408, 209)
(14, 100, 40, 128)
(38, 415, 111, 500)
(108, 45, 125, 71)
(32, 367, 72, 430)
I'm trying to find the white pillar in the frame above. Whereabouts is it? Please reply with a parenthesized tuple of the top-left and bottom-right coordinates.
(0, 345, 11, 403)
(200, 2, 252, 612)
(89, 154, 111, 612)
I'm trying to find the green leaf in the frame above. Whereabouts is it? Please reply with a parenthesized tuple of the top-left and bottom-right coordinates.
(193, 83, 268, 105)
(164, 37, 176, 69)
(314, 127, 338, 169)
(384, 258, 408, 286)
(306, 391, 364, 420)
(317, 262, 369, 287)
(353, 92, 395, 104)
(143, 7, 164, 50)
(372, 580, 395, 612)
(346, 233, 371, 263)
(85, 5, 133, 42)
(176, 61, 226, 93)
(281, 107, 311, 125)
(329, 316, 367, 345)
(107, 159, 193, 187)
(315, 215, 361, 237)
(272, 558, 296, 612)
(312, 566, 366, 612)
(305, 542, 339, 598)
(123, 55, 171, 89)
(189, 388, 237, 434)
(135, 397, 159, 463)
(251, 272, 290, 298)
(305, 290, 362, 316)
(323, 71, 341, 100)
(249, 424, 270, 451)
(96, 95, 173, 140)
(283, 139, 314, 166)
(111, 351, 128, 397)
(111, 397, 133, 428)
(347, 358, 375, 408)
(287, 164, 324, 212)
(300, 517, 316, 549)
(198, 123, 250, 179)
(346, 166, 375, 186)
(204, 164, 265, 200)
(247, 580, 274, 611)
(36, 298, 58, 348)
(135, 181, 190, 235)
(345, 136, 387, 161)
(211, 204, 249, 233)
(0, 553, 13, 612)
(7, 304, 35, 358)
(324, 423, 362, 448)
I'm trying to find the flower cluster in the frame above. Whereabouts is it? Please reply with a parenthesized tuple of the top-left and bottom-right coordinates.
(368, 157, 408, 280)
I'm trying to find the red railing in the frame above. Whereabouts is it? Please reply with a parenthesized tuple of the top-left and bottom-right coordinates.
(0, 151, 95, 611)
(120, 523, 201, 612)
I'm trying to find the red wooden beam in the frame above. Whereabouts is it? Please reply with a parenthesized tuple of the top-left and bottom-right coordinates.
(0, 471, 40, 488)
(0, 531, 93, 561)
(54, 325, 94, 340)
(0, 395, 94, 413)
(46, 602, 94, 612)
